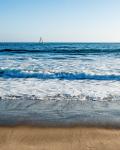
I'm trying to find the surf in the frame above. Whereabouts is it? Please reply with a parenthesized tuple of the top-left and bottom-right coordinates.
(0, 68, 120, 81)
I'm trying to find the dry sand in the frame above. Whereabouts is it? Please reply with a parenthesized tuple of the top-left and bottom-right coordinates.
(0, 126, 120, 150)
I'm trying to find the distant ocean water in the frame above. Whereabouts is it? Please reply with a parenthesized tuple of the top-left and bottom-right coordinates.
(0, 42, 120, 126)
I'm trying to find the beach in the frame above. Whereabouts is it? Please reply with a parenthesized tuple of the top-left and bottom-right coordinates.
(0, 126, 120, 150)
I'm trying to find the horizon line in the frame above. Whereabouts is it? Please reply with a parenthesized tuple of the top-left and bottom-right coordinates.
(1, 41, 120, 43)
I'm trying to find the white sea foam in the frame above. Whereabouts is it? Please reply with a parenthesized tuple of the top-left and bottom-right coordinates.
(0, 79, 120, 101)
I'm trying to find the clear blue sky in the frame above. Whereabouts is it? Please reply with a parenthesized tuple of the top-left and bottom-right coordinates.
(0, 0, 120, 42)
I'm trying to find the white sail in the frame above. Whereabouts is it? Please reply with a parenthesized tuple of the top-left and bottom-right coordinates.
(39, 37, 43, 43)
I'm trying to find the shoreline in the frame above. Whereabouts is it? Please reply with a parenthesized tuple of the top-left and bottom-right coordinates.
(0, 125, 120, 150)
(2, 123, 120, 130)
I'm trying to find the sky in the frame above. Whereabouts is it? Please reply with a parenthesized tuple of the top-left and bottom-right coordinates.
(0, 0, 120, 42)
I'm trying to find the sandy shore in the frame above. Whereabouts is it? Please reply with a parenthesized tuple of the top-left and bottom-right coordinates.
(0, 126, 120, 150)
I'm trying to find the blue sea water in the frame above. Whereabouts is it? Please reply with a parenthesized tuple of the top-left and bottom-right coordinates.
(0, 42, 120, 126)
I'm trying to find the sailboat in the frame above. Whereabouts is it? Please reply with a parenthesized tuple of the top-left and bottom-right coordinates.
(39, 37, 43, 44)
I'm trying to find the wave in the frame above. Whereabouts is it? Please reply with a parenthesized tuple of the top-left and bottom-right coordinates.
(0, 46, 120, 55)
(1, 48, 120, 54)
(1, 69, 120, 80)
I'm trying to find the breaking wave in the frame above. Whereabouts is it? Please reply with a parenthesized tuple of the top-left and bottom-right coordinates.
(0, 68, 120, 80)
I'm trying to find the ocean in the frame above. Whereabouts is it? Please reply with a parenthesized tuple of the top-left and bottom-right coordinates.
(0, 42, 120, 126)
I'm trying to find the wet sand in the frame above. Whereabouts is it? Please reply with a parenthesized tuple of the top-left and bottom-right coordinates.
(0, 126, 120, 150)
